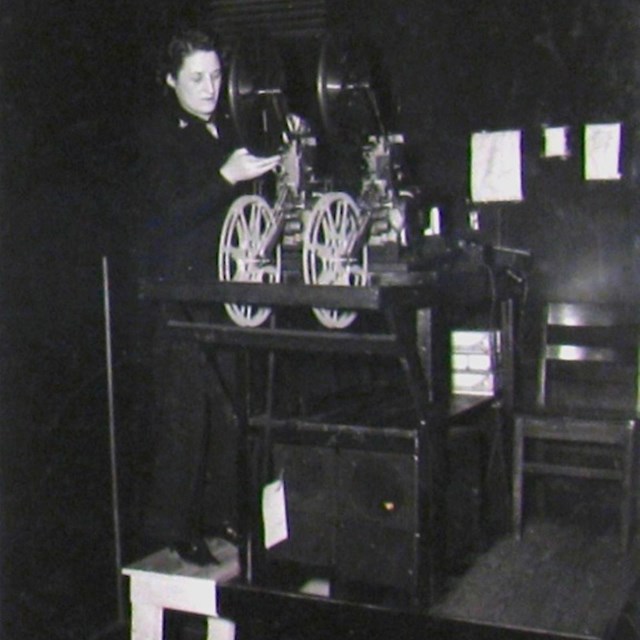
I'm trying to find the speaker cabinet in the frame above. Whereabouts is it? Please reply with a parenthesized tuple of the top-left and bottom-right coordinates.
(267, 439, 420, 593)
(263, 430, 483, 594)
(336, 449, 419, 592)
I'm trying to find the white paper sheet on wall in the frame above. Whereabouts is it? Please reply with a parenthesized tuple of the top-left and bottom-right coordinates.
(543, 126, 569, 158)
(584, 123, 622, 180)
(470, 130, 523, 202)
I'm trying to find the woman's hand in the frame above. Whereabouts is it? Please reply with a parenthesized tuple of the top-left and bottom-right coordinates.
(220, 148, 281, 185)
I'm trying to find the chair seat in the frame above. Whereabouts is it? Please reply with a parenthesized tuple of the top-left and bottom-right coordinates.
(449, 393, 495, 420)
(522, 460, 625, 481)
(515, 411, 636, 445)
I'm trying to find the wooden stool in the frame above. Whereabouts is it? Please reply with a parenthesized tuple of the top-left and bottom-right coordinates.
(123, 539, 240, 640)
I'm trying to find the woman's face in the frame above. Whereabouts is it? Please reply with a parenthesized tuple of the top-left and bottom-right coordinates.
(166, 49, 222, 121)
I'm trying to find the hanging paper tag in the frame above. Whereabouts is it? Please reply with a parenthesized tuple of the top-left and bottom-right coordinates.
(262, 478, 288, 549)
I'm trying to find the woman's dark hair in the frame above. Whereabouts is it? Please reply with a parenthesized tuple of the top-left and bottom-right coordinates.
(163, 28, 220, 79)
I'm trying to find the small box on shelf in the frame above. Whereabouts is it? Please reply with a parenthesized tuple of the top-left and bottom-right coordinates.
(451, 330, 500, 396)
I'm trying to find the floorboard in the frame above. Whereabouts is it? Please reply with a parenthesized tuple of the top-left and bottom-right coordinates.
(431, 521, 640, 639)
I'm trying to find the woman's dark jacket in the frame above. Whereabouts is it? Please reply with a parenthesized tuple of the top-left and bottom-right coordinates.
(135, 98, 240, 281)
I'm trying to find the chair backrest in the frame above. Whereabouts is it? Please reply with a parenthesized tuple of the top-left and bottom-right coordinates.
(536, 302, 640, 414)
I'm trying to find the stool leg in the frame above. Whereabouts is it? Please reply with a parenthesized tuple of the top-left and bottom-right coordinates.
(207, 617, 236, 640)
(131, 603, 163, 640)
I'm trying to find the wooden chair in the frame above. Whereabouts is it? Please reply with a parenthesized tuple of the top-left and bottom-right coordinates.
(512, 302, 640, 550)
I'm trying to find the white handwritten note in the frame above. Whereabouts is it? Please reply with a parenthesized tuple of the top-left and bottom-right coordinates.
(470, 130, 523, 203)
(543, 126, 569, 158)
(584, 123, 622, 181)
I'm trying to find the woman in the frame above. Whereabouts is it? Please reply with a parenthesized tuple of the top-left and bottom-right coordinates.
(133, 28, 278, 558)
(136, 28, 280, 281)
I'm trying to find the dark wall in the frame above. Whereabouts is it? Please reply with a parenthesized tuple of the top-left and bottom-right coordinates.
(0, 2, 151, 635)
(328, 0, 640, 306)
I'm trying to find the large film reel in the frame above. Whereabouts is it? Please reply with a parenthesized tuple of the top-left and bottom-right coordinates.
(218, 195, 282, 327)
(302, 192, 369, 329)
(316, 33, 387, 142)
(220, 37, 287, 327)
(227, 36, 289, 155)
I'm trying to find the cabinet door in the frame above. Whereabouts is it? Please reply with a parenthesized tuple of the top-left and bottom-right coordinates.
(336, 448, 420, 593)
(268, 443, 338, 567)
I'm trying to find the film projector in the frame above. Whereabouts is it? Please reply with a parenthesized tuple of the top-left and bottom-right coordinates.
(183, 33, 518, 605)
(211, 35, 457, 602)
(218, 33, 429, 329)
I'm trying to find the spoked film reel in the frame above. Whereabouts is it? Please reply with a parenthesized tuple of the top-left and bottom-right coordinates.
(302, 192, 369, 329)
(218, 195, 282, 327)
(227, 36, 289, 155)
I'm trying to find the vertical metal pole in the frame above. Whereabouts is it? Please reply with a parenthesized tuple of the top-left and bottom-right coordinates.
(102, 256, 125, 623)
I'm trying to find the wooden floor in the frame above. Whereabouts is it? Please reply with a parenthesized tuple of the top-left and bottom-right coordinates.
(431, 521, 640, 639)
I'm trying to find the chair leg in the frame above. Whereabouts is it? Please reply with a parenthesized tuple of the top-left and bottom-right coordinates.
(532, 440, 547, 518)
(621, 421, 636, 552)
(635, 424, 640, 547)
(512, 417, 524, 539)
